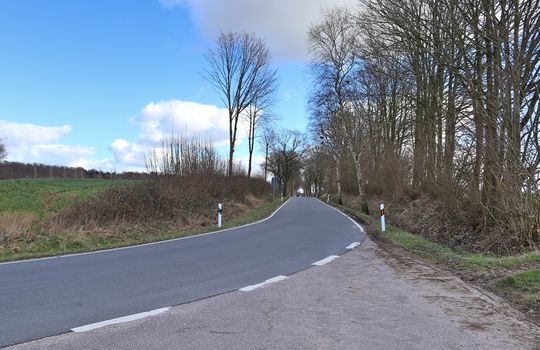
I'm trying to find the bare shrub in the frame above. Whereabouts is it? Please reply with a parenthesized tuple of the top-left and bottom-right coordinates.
(0, 212, 36, 245)
(52, 135, 270, 232)
(145, 136, 229, 176)
(52, 174, 271, 231)
(479, 178, 540, 253)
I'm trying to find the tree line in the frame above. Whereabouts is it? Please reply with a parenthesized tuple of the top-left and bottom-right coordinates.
(0, 138, 142, 180)
(306, 0, 539, 251)
(0, 161, 145, 180)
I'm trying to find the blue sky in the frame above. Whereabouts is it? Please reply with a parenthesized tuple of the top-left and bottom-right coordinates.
(0, 0, 354, 172)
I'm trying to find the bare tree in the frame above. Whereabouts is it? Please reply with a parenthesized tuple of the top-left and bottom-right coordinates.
(259, 126, 276, 180)
(205, 31, 278, 177)
(244, 94, 276, 178)
(267, 129, 306, 196)
(303, 145, 327, 196)
(0, 138, 6, 162)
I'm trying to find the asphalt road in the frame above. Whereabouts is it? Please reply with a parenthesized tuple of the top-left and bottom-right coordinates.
(0, 197, 364, 348)
(7, 236, 538, 349)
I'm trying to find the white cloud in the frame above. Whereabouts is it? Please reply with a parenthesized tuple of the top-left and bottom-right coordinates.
(70, 158, 115, 171)
(8, 144, 96, 165)
(0, 121, 71, 146)
(134, 100, 232, 146)
(163, 0, 358, 59)
(111, 100, 248, 169)
(0, 99, 255, 172)
(110, 138, 147, 166)
(237, 154, 266, 174)
(0, 120, 97, 166)
(69, 157, 145, 173)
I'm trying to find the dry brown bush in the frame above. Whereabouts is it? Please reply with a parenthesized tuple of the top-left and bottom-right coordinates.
(51, 174, 271, 231)
(53, 134, 271, 232)
(353, 190, 539, 255)
(0, 212, 36, 245)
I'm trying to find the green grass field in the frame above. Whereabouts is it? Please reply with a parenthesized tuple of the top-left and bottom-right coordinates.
(0, 178, 129, 218)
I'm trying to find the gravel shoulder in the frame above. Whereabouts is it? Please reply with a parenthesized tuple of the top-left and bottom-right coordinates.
(8, 236, 539, 350)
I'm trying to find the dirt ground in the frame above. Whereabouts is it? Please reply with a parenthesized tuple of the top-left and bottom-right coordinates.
(363, 218, 540, 327)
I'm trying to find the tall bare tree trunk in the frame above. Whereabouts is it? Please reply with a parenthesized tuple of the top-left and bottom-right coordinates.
(353, 154, 369, 214)
(247, 115, 254, 178)
(472, 37, 484, 196)
(264, 143, 269, 180)
(444, 73, 456, 178)
(413, 82, 424, 188)
(335, 156, 342, 205)
(228, 110, 235, 177)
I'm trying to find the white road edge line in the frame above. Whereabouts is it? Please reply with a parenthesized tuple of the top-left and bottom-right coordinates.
(239, 275, 288, 292)
(312, 255, 339, 266)
(317, 199, 365, 233)
(71, 307, 170, 333)
(0, 198, 293, 266)
(346, 242, 361, 249)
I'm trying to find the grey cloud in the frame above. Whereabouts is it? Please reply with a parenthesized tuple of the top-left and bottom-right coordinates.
(166, 0, 358, 60)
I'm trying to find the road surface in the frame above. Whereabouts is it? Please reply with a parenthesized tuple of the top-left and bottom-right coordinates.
(0, 197, 363, 347)
(7, 236, 538, 349)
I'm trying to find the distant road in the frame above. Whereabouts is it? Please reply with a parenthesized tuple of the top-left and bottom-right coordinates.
(0, 197, 364, 347)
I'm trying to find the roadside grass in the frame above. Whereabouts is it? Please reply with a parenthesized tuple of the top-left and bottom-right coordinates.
(496, 269, 540, 303)
(0, 198, 283, 262)
(0, 179, 131, 250)
(0, 178, 130, 218)
(497, 269, 540, 294)
(333, 199, 540, 321)
(339, 204, 540, 270)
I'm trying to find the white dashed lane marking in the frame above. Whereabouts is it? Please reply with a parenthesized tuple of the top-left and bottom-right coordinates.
(239, 275, 288, 292)
(346, 242, 360, 249)
(312, 255, 339, 266)
(71, 307, 171, 333)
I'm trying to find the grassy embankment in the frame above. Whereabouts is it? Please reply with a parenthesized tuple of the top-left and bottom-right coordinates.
(0, 178, 128, 218)
(0, 178, 280, 262)
(333, 197, 540, 319)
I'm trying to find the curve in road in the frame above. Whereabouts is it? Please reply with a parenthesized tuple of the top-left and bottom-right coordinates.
(0, 197, 364, 347)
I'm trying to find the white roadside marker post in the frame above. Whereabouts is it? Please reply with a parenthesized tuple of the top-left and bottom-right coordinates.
(217, 203, 223, 228)
(380, 203, 385, 232)
(327, 194, 330, 203)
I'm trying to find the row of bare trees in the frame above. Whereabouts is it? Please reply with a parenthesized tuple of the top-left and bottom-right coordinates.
(308, 1, 540, 251)
(145, 136, 230, 176)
